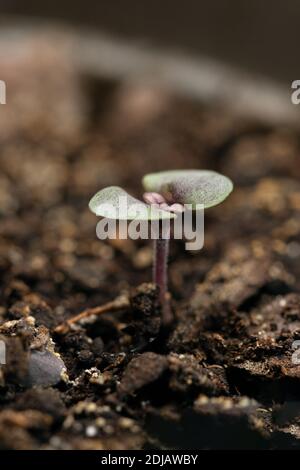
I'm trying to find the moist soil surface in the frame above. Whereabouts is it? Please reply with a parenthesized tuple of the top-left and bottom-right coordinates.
(1, 35, 300, 450)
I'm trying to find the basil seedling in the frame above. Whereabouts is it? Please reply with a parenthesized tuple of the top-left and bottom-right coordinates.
(89, 170, 233, 324)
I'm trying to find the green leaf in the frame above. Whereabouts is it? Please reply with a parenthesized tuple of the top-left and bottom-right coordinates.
(89, 186, 176, 220)
(142, 170, 233, 209)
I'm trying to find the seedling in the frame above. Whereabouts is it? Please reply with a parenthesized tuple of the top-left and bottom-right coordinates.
(88, 170, 233, 325)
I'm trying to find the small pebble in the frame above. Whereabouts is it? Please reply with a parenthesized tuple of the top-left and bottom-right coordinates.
(22, 350, 66, 387)
(86, 425, 97, 437)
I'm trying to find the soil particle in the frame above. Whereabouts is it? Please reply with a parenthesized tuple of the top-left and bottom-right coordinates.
(23, 350, 67, 387)
(221, 131, 300, 185)
(0, 335, 29, 386)
(191, 244, 274, 312)
(55, 400, 145, 450)
(168, 353, 229, 396)
(118, 352, 168, 397)
(145, 396, 269, 449)
(0, 317, 66, 387)
(0, 410, 40, 450)
(13, 387, 66, 422)
(129, 283, 162, 346)
(9, 295, 59, 329)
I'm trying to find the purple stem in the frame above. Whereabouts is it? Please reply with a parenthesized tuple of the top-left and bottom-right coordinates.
(143, 192, 176, 324)
(153, 237, 169, 303)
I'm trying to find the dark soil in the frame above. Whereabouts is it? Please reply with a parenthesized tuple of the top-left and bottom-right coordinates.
(1, 34, 300, 450)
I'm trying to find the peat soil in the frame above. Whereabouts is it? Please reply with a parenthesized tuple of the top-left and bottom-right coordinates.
(1, 36, 300, 450)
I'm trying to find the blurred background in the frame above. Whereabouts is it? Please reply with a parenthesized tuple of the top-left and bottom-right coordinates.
(0, 0, 298, 83)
